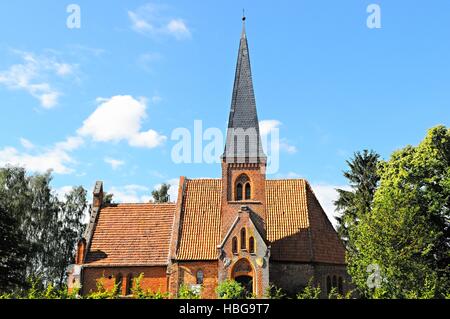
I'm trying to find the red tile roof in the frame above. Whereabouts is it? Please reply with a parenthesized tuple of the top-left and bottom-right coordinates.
(176, 179, 222, 260)
(266, 180, 345, 264)
(84, 203, 175, 266)
(174, 179, 345, 264)
(84, 178, 345, 266)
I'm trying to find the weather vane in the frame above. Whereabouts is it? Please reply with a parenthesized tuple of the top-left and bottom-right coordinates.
(242, 9, 246, 21)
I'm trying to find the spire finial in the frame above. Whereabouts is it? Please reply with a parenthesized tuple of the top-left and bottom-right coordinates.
(241, 9, 246, 38)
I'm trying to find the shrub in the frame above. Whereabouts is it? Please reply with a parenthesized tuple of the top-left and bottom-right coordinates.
(132, 273, 169, 299)
(178, 284, 201, 299)
(86, 276, 119, 299)
(216, 280, 245, 299)
(265, 283, 286, 299)
(296, 279, 321, 299)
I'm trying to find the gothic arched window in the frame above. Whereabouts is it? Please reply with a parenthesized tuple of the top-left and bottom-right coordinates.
(249, 236, 255, 254)
(116, 273, 123, 295)
(236, 183, 243, 201)
(326, 276, 332, 295)
(126, 274, 133, 295)
(232, 236, 238, 254)
(196, 270, 204, 285)
(240, 228, 247, 250)
(235, 174, 250, 201)
(245, 183, 251, 200)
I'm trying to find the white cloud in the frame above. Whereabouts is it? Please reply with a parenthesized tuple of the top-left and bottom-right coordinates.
(0, 50, 77, 108)
(108, 184, 151, 203)
(0, 136, 83, 175)
(260, 120, 297, 154)
(0, 146, 73, 174)
(260, 120, 281, 137)
(55, 136, 84, 151)
(129, 130, 167, 148)
(128, 4, 191, 39)
(166, 19, 191, 39)
(54, 186, 74, 200)
(104, 157, 125, 170)
(78, 95, 166, 149)
(311, 183, 351, 230)
(20, 138, 34, 150)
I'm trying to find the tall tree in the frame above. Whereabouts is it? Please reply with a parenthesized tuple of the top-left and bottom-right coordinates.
(349, 126, 450, 298)
(152, 184, 171, 203)
(52, 186, 87, 287)
(0, 167, 87, 291)
(0, 205, 29, 291)
(335, 150, 380, 251)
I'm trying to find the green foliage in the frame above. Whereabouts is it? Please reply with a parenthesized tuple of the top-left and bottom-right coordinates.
(0, 204, 29, 291)
(0, 277, 79, 299)
(296, 279, 321, 299)
(178, 284, 201, 299)
(0, 167, 87, 293)
(152, 183, 171, 203)
(327, 287, 353, 299)
(216, 280, 245, 299)
(348, 126, 450, 298)
(264, 283, 286, 299)
(335, 150, 380, 252)
(102, 193, 114, 205)
(86, 276, 119, 299)
(131, 273, 169, 299)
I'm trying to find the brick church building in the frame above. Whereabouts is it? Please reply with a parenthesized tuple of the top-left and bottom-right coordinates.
(68, 19, 348, 299)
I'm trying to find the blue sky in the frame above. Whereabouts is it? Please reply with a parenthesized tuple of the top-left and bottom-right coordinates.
(0, 1, 449, 222)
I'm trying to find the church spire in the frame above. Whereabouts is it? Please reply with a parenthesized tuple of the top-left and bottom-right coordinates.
(223, 16, 266, 163)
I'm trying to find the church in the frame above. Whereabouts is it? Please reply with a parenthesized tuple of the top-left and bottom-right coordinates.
(68, 19, 348, 299)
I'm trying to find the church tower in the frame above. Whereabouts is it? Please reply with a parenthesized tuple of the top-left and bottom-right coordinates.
(221, 16, 267, 239)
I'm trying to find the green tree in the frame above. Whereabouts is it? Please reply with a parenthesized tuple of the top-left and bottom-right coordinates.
(335, 150, 380, 251)
(349, 126, 450, 298)
(0, 205, 29, 291)
(102, 192, 114, 205)
(52, 186, 87, 286)
(152, 183, 171, 203)
(0, 166, 87, 292)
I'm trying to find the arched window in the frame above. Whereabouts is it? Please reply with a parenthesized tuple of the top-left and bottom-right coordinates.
(326, 276, 331, 295)
(332, 275, 337, 290)
(126, 274, 133, 295)
(338, 277, 344, 295)
(232, 236, 238, 255)
(245, 183, 251, 200)
(235, 174, 250, 201)
(116, 274, 123, 295)
(249, 236, 255, 254)
(196, 270, 204, 285)
(236, 183, 243, 201)
(240, 228, 247, 250)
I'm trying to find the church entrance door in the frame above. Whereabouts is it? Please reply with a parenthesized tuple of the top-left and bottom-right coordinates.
(232, 258, 254, 296)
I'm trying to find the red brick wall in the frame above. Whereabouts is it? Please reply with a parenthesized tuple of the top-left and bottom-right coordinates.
(81, 266, 168, 296)
(221, 162, 267, 239)
(172, 261, 218, 299)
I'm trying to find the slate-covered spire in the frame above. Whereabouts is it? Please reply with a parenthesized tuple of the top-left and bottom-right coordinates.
(223, 17, 266, 163)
